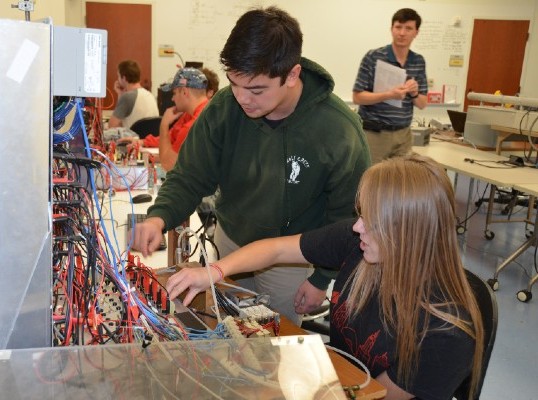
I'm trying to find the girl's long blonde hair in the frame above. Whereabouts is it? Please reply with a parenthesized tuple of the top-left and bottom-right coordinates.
(346, 154, 483, 398)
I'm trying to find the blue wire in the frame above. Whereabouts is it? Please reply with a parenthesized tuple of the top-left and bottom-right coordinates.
(66, 100, 226, 342)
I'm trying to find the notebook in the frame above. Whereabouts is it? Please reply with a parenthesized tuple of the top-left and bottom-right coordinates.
(447, 110, 467, 134)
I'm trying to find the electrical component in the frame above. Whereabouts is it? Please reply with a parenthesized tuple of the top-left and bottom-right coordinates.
(411, 127, 432, 146)
(237, 304, 279, 323)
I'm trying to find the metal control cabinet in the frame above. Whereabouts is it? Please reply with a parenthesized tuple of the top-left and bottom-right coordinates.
(0, 18, 53, 349)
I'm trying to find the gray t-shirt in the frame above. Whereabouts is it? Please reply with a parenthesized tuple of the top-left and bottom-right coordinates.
(112, 87, 159, 128)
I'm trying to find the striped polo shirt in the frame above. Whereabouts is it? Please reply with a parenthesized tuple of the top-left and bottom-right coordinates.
(353, 44, 427, 128)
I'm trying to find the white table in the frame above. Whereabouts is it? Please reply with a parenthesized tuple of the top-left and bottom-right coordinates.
(100, 189, 208, 270)
(413, 140, 520, 233)
(413, 140, 538, 185)
(413, 140, 538, 300)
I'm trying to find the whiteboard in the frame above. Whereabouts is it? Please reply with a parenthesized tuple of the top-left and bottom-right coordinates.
(153, 0, 535, 104)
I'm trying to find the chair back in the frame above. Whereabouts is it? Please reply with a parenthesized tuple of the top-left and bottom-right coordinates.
(453, 269, 498, 399)
(130, 117, 162, 139)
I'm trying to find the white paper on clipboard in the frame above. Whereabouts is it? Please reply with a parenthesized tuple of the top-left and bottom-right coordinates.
(373, 60, 406, 108)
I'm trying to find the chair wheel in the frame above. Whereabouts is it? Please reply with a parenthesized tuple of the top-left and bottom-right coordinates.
(517, 290, 532, 302)
(484, 230, 495, 240)
(456, 225, 466, 235)
(526, 230, 534, 239)
(487, 278, 499, 291)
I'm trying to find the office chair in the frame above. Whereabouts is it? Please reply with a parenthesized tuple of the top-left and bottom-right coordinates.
(130, 116, 162, 139)
(453, 269, 499, 400)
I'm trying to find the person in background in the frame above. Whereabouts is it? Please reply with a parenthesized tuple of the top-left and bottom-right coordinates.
(119, 67, 218, 234)
(121, 67, 219, 168)
(108, 60, 159, 129)
(151, 67, 210, 172)
(132, 6, 370, 325)
(165, 154, 484, 400)
(352, 8, 427, 164)
(201, 67, 220, 99)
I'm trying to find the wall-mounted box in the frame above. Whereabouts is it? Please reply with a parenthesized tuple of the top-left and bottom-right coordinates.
(427, 92, 443, 104)
(53, 26, 108, 97)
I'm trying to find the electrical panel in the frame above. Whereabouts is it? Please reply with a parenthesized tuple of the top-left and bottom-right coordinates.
(53, 26, 108, 98)
(0, 18, 53, 349)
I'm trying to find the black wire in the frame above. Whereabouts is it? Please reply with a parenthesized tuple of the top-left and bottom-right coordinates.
(534, 240, 538, 275)
(463, 159, 520, 169)
(214, 287, 239, 316)
(457, 184, 490, 227)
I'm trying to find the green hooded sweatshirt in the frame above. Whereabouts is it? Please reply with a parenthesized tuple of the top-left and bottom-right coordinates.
(148, 57, 371, 288)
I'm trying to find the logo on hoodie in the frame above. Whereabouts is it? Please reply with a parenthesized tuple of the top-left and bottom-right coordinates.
(287, 155, 310, 184)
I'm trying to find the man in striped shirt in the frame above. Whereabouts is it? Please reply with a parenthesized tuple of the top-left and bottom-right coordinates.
(352, 8, 428, 164)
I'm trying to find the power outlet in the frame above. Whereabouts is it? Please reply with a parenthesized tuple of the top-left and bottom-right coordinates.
(427, 78, 434, 88)
(158, 45, 174, 57)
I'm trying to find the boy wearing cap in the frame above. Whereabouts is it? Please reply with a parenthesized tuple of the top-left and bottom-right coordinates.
(145, 67, 210, 171)
(108, 60, 159, 129)
(134, 7, 370, 325)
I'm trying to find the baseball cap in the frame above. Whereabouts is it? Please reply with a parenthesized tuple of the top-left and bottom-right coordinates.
(161, 67, 208, 91)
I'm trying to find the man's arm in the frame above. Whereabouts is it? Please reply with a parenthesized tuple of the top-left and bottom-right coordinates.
(353, 77, 427, 109)
(159, 107, 182, 171)
(411, 93, 427, 110)
(302, 114, 371, 312)
(109, 91, 137, 128)
(353, 86, 408, 105)
(404, 78, 428, 110)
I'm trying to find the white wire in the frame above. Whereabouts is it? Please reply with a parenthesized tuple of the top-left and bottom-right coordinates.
(177, 227, 223, 324)
(217, 280, 259, 296)
(324, 344, 371, 390)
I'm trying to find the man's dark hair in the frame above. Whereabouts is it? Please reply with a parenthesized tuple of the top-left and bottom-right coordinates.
(118, 60, 141, 83)
(220, 6, 302, 84)
(392, 8, 422, 30)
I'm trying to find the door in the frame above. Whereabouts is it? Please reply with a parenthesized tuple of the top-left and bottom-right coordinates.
(86, 2, 152, 111)
(464, 19, 529, 110)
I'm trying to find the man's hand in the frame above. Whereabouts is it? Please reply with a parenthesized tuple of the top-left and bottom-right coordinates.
(132, 217, 165, 257)
(166, 263, 219, 304)
(114, 80, 126, 96)
(390, 85, 409, 100)
(404, 78, 419, 97)
(294, 280, 327, 315)
(161, 106, 182, 128)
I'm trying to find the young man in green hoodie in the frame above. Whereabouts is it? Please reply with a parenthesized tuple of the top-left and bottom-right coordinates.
(133, 6, 371, 325)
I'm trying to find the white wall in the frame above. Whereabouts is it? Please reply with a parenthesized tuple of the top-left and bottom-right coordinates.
(0, 1, 65, 24)
(2, 0, 537, 113)
(128, 0, 538, 105)
(521, 1, 538, 98)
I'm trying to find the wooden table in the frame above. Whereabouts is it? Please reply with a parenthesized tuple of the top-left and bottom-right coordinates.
(113, 191, 387, 398)
(491, 124, 538, 154)
(277, 317, 386, 399)
(156, 270, 387, 400)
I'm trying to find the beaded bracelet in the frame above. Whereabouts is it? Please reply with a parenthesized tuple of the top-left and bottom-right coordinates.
(209, 263, 224, 282)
